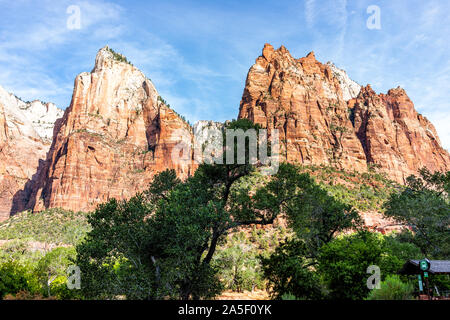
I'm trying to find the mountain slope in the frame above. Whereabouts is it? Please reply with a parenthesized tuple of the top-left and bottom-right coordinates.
(0, 86, 63, 221)
(27, 47, 195, 213)
(238, 44, 450, 183)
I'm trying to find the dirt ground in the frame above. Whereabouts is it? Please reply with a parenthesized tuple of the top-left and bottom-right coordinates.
(216, 289, 270, 300)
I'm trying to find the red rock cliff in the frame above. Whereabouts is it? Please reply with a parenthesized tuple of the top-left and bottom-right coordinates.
(350, 85, 450, 182)
(238, 44, 450, 182)
(28, 47, 194, 213)
(238, 44, 368, 173)
(0, 86, 63, 221)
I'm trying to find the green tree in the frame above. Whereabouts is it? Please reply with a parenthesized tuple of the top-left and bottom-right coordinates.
(75, 194, 157, 299)
(261, 239, 324, 300)
(384, 168, 450, 258)
(212, 241, 265, 292)
(76, 119, 297, 299)
(317, 231, 386, 300)
(0, 261, 40, 299)
(260, 167, 362, 300)
(35, 247, 78, 299)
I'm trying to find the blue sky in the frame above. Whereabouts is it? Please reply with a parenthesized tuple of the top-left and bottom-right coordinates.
(0, 0, 449, 150)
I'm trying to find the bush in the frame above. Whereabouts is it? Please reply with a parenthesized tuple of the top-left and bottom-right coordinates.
(261, 239, 324, 300)
(0, 209, 90, 245)
(317, 231, 386, 300)
(0, 261, 40, 299)
(212, 242, 265, 292)
(367, 275, 414, 300)
(35, 247, 79, 299)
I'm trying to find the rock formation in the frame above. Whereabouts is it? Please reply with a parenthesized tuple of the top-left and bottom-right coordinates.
(238, 44, 368, 173)
(350, 85, 450, 182)
(27, 47, 195, 213)
(0, 43, 449, 219)
(0, 86, 63, 221)
(238, 44, 450, 183)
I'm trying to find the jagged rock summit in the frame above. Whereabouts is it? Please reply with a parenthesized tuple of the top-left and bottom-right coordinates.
(0, 85, 63, 220)
(0, 43, 449, 221)
(26, 46, 195, 213)
(238, 43, 450, 182)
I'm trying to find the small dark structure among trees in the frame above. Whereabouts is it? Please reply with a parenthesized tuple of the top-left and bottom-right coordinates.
(399, 259, 450, 300)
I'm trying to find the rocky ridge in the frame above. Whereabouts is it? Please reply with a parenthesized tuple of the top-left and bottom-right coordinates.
(238, 43, 450, 183)
(26, 46, 195, 213)
(0, 86, 63, 220)
(0, 43, 449, 226)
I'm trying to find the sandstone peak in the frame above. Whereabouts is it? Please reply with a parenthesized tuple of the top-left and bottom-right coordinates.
(306, 51, 316, 59)
(358, 84, 377, 97)
(277, 45, 289, 54)
(386, 86, 408, 97)
(239, 44, 450, 184)
(27, 48, 195, 213)
(0, 85, 62, 220)
(262, 43, 275, 61)
(93, 45, 134, 73)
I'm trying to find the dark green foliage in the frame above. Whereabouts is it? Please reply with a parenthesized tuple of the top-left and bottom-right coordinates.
(317, 231, 386, 300)
(261, 239, 323, 300)
(316, 231, 423, 300)
(106, 47, 133, 65)
(260, 164, 363, 300)
(284, 172, 363, 259)
(384, 168, 450, 258)
(75, 195, 158, 299)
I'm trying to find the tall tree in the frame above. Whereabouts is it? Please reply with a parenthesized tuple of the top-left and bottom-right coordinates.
(384, 168, 450, 258)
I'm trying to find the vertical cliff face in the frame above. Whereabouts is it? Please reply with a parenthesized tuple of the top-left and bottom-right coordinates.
(350, 85, 450, 182)
(0, 86, 63, 221)
(238, 43, 368, 173)
(239, 44, 450, 183)
(28, 47, 194, 213)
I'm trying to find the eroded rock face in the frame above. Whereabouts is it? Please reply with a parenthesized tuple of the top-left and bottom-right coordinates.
(351, 85, 450, 182)
(28, 47, 195, 213)
(326, 62, 361, 101)
(238, 44, 368, 173)
(0, 86, 63, 221)
(238, 44, 450, 183)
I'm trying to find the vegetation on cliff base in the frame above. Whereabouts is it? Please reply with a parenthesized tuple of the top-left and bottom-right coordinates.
(0, 209, 90, 246)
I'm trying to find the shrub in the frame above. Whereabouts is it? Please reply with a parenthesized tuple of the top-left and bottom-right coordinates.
(261, 239, 324, 300)
(366, 275, 414, 300)
(317, 231, 386, 300)
(0, 261, 40, 299)
(212, 242, 265, 292)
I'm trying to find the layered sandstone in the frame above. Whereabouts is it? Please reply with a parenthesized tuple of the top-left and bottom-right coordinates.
(27, 47, 195, 213)
(238, 44, 368, 173)
(0, 86, 63, 221)
(351, 85, 450, 182)
(238, 44, 450, 183)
